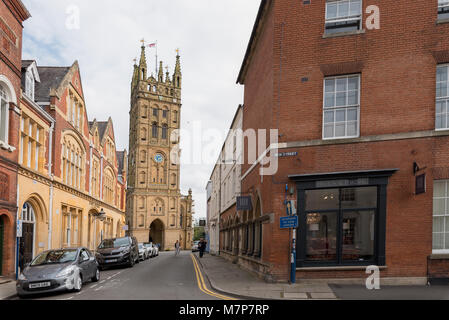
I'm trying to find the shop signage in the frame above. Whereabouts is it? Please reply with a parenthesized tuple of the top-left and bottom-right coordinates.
(415, 174, 426, 195)
(236, 196, 253, 211)
(280, 216, 298, 229)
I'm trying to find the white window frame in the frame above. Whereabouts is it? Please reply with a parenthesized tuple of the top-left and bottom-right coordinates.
(436, 64, 449, 131)
(325, 0, 362, 29)
(25, 70, 34, 100)
(433, 180, 449, 254)
(322, 74, 361, 140)
(0, 86, 9, 144)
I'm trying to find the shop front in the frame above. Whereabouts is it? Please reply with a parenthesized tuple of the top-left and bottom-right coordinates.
(290, 169, 397, 269)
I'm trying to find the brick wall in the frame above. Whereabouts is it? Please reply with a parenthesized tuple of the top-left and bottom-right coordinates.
(239, 0, 449, 282)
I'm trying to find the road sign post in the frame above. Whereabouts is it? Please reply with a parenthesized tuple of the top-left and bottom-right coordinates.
(280, 214, 298, 284)
(16, 220, 23, 279)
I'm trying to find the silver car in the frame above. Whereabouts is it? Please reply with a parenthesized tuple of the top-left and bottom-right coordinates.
(16, 247, 100, 298)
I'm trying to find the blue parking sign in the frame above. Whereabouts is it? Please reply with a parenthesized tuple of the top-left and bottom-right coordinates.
(280, 216, 298, 229)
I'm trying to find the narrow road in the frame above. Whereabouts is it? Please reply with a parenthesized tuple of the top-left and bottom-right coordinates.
(14, 251, 234, 300)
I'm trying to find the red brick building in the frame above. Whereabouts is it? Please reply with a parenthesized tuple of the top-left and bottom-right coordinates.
(0, 0, 30, 277)
(230, 0, 449, 284)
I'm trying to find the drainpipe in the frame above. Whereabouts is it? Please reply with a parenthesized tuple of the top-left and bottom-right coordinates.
(48, 121, 55, 250)
(100, 154, 104, 200)
(89, 143, 93, 195)
(15, 180, 20, 279)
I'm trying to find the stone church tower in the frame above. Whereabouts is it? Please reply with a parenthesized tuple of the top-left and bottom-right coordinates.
(126, 44, 193, 250)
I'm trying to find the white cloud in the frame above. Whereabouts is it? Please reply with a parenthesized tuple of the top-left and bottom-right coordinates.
(21, 0, 260, 218)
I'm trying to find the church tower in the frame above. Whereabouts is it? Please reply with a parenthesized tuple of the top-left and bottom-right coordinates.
(127, 43, 193, 250)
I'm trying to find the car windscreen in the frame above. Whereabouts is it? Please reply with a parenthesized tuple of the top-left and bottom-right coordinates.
(30, 249, 78, 266)
(98, 238, 130, 249)
(138, 244, 144, 249)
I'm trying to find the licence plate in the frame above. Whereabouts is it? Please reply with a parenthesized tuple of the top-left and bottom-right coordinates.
(29, 282, 51, 289)
(106, 259, 117, 263)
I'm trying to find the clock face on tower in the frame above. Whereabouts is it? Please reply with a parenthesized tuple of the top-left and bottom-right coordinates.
(154, 154, 164, 163)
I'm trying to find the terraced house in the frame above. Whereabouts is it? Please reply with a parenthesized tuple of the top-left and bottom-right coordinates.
(16, 59, 127, 269)
(229, 0, 449, 284)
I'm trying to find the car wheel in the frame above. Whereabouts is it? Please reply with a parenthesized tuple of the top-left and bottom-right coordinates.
(128, 256, 134, 268)
(92, 268, 100, 282)
(136, 255, 140, 264)
(74, 273, 83, 292)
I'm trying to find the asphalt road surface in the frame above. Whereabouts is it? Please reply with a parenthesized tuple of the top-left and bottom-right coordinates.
(13, 251, 235, 300)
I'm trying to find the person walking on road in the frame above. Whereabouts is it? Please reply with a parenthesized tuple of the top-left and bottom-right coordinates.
(175, 240, 180, 256)
(198, 238, 207, 258)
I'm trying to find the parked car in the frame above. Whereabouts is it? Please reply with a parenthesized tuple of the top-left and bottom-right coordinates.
(152, 243, 159, 256)
(95, 236, 139, 269)
(192, 240, 200, 252)
(16, 247, 100, 298)
(143, 243, 154, 258)
(138, 243, 150, 261)
(143, 242, 159, 257)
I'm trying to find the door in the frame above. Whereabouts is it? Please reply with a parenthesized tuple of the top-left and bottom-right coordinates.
(0, 217, 4, 275)
(78, 249, 91, 279)
(20, 223, 34, 267)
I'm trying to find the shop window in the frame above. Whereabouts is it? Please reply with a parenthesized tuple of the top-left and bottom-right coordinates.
(439, 0, 449, 19)
(293, 169, 397, 269)
(325, 0, 362, 34)
(304, 187, 377, 264)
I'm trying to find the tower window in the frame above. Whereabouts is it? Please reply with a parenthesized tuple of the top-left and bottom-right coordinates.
(152, 123, 158, 138)
(153, 108, 158, 117)
(162, 125, 168, 140)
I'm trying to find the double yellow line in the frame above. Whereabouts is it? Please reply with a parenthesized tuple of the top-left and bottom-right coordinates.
(190, 254, 237, 300)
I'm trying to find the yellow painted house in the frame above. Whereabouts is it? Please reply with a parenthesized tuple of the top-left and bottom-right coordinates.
(16, 60, 127, 266)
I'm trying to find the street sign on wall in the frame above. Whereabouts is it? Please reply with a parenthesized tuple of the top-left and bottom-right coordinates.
(280, 216, 298, 229)
(236, 196, 253, 211)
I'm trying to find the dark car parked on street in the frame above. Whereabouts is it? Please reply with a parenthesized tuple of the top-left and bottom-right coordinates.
(16, 247, 100, 298)
(95, 236, 139, 270)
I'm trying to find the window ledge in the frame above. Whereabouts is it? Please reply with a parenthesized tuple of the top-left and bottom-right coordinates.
(429, 254, 449, 260)
(322, 29, 365, 39)
(297, 265, 387, 271)
(436, 18, 449, 25)
(0, 141, 15, 152)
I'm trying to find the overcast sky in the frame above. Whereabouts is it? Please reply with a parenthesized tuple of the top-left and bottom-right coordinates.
(21, 0, 260, 219)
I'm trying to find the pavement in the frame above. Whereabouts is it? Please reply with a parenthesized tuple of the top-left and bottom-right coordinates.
(0, 277, 17, 300)
(195, 252, 337, 300)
